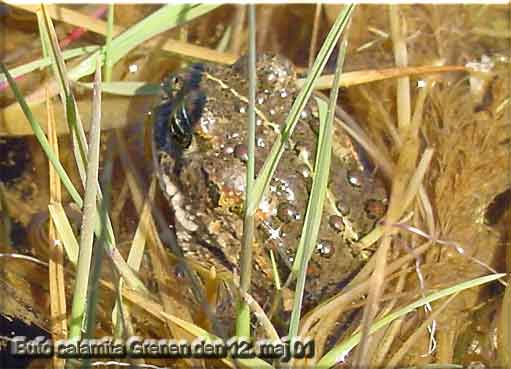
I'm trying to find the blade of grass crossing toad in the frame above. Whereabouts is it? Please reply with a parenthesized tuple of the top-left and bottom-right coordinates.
(288, 33, 349, 342)
(236, 4, 256, 338)
(317, 273, 505, 369)
(293, 33, 350, 275)
(246, 4, 355, 217)
(69, 62, 102, 340)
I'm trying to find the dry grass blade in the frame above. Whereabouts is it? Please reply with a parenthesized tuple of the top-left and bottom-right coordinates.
(229, 5, 246, 55)
(366, 272, 408, 367)
(298, 241, 431, 359)
(318, 273, 505, 368)
(300, 65, 467, 90)
(9, 4, 237, 64)
(69, 63, 102, 339)
(390, 4, 411, 132)
(38, 4, 148, 293)
(1, 94, 155, 136)
(46, 90, 67, 369)
(352, 5, 415, 366)
(386, 293, 459, 367)
(308, 4, 322, 69)
(401, 148, 434, 211)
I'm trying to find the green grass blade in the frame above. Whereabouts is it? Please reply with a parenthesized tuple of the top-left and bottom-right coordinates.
(86, 145, 115, 340)
(109, 4, 219, 65)
(0, 46, 99, 85)
(36, 11, 50, 59)
(288, 30, 350, 340)
(246, 4, 355, 216)
(40, 6, 72, 100)
(48, 203, 79, 265)
(69, 4, 222, 81)
(69, 63, 102, 340)
(40, 4, 89, 178)
(287, 96, 330, 339)
(317, 273, 506, 369)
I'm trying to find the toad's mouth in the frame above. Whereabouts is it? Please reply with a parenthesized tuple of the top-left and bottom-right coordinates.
(195, 237, 237, 273)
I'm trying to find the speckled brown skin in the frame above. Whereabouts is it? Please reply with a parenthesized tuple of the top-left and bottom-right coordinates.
(153, 54, 387, 309)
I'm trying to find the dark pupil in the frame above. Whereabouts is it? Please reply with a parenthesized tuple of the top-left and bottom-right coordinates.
(169, 102, 193, 148)
(171, 77, 182, 94)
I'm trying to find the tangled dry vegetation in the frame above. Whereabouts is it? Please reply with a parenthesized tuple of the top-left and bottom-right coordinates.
(0, 4, 509, 369)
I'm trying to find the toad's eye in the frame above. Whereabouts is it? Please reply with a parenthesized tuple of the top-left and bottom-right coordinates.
(161, 74, 184, 100)
(170, 74, 189, 96)
(168, 89, 206, 149)
(162, 63, 204, 101)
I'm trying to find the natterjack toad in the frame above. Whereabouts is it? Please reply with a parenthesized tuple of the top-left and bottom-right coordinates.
(152, 54, 387, 309)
